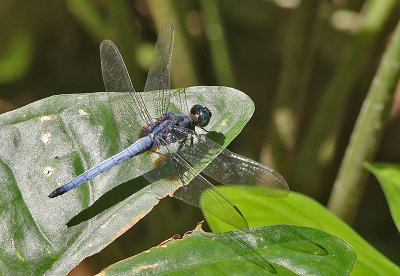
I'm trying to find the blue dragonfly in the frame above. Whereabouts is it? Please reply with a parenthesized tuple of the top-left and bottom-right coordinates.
(48, 21, 288, 230)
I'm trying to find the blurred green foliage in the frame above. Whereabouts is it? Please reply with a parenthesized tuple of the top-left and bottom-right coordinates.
(0, 0, 399, 274)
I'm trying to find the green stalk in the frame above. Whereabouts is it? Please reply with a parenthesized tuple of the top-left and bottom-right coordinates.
(106, 0, 144, 86)
(67, 0, 107, 40)
(148, 0, 198, 88)
(328, 20, 400, 223)
(291, 0, 398, 195)
(260, 0, 322, 174)
(200, 0, 236, 87)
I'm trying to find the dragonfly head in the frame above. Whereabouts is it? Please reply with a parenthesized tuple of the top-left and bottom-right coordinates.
(190, 104, 212, 127)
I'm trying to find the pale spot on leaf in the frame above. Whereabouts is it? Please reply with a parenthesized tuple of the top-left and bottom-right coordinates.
(43, 166, 55, 176)
(133, 263, 159, 274)
(79, 109, 90, 116)
(40, 115, 55, 122)
(41, 132, 51, 145)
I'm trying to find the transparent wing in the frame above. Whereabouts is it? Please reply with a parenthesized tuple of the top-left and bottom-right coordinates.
(144, 21, 189, 115)
(171, 127, 289, 198)
(144, 20, 173, 116)
(146, 133, 249, 230)
(100, 40, 152, 127)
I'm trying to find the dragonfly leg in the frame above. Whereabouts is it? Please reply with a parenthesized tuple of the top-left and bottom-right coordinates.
(190, 135, 194, 153)
(172, 154, 187, 189)
(177, 136, 188, 153)
(193, 131, 206, 145)
(193, 130, 202, 139)
(200, 127, 209, 132)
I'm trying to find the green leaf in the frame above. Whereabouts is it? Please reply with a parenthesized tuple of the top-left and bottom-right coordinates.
(364, 162, 400, 232)
(0, 86, 253, 275)
(204, 188, 400, 275)
(98, 223, 356, 275)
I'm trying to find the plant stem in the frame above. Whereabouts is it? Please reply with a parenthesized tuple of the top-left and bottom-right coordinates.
(291, 0, 398, 195)
(106, 0, 144, 86)
(67, 0, 107, 40)
(200, 0, 236, 87)
(328, 20, 400, 223)
(148, 0, 198, 88)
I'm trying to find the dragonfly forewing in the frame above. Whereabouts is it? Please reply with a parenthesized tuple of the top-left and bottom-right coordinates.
(142, 21, 189, 116)
(100, 40, 152, 128)
(144, 20, 174, 117)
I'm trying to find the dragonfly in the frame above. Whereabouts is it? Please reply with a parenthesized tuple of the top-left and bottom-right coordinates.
(48, 20, 288, 230)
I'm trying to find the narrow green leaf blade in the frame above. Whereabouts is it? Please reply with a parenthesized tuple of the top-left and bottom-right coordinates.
(364, 162, 400, 232)
(98, 223, 356, 275)
(0, 86, 253, 275)
(204, 188, 400, 275)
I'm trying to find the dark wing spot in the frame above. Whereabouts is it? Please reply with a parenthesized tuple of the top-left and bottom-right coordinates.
(153, 155, 180, 182)
(139, 125, 150, 138)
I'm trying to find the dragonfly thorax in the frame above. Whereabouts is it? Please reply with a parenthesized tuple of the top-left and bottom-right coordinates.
(139, 112, 197, 141)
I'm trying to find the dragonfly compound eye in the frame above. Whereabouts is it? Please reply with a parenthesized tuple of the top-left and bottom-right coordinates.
(199, 107, 211, 127)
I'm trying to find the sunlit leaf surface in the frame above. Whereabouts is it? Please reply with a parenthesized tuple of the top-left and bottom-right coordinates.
(0, 86, 253, 275)
(365, 162, 400, 232)
(204, 188, 400, 275)
(98, 223, 356, 275)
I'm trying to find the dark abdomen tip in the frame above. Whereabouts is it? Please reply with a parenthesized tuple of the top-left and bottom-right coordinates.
(48, 187, 64, 198)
